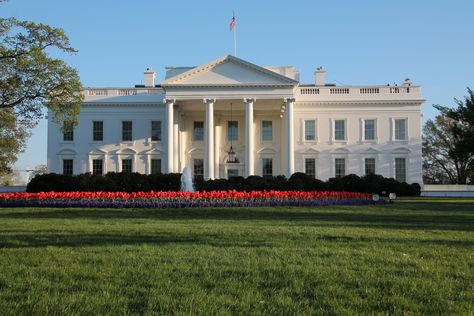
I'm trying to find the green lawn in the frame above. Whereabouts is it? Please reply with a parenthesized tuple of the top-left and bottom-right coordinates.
(0, 200, 473, 315)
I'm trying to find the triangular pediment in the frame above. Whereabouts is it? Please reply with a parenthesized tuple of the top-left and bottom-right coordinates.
(162, 55, 298, 86)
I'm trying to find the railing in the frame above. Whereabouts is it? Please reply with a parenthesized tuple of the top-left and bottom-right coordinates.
(118, 89, 137, 96)
(300, 88, 319, 95)
(295, 85, 421, 101)
(330, 88, 350, 94)
(84, 88, 163, 98)
(360, 88, 379, 94)
(87, 89, 108, 96)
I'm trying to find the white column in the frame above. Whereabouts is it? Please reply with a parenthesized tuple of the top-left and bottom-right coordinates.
(204, 98, 215, 180)
(164, 98, 174, 174)
(285, 97, 295, 178)
(173, 110, 179, 173)
(245, 98, 255, 177)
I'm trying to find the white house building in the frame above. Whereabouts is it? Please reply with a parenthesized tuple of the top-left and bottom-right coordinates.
(47, 55, 424, 184)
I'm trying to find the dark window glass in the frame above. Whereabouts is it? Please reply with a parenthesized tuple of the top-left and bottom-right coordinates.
(364, 120, 376, 140)
(193, 159, 204, 181)
(335, 158, 345, 178)
(228, 169, 239, 178)
(334, 120, 345, 141)
(262, 121, 272, 141)
(151, 121, 162, 141)
(92, 159, 103, 175)
(395, 158, 406, 182)
(365, 158, 376, 175)
(63, 159, 73, 175)
(151, 159, 161, 174)
(63, 123, 74, 141)
(122, 159, 132, 173)
(305, 158, 316, 178)
(122, 121, 132, 141)
(305, 120, 316, 141)
(93, 121, 103, 141)
(194, 121, 204, 141)
(228, 121, 238, 141)
(262, 158, 273, 178)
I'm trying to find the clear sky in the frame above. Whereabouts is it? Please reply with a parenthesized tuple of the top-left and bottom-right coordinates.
(2, 0, 473, 182)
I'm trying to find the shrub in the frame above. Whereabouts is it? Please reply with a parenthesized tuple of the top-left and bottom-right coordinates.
(27, 172, 421, 196)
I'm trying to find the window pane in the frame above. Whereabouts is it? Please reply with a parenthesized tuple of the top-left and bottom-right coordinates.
(395, 119, 407, 140)
(335, 158, 345, 178)
(93, 121, 103, 141)
(262, 158, 273, 178)
(122, 121, 132, 141)
(365, 158, 376, 175)
(63, 123, 74, 141)
(395, 158, 406, 182)
(228, 121, 238, 141)
(364, 120, 375, 140)
(63, 159, 73, 175)
(193, 159, 204, 181)
(121, 159, 132, 173)
(151, 159, 161, 174)
(305, 120, 316, 141)
(305, 158, 316, 178)
(334, 120, 345, 140)
(151, 121, 162, 141)
(228, 169, 239, 178)
(262, 121, 272, 141)
(194, 121, 204, 141)
(92, 159, 103, 175)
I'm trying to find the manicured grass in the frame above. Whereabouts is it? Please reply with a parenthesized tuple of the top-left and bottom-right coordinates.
(0, 199, 473, 315)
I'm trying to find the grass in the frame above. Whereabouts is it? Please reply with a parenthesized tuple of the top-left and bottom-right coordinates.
(0, 199, 473, 315)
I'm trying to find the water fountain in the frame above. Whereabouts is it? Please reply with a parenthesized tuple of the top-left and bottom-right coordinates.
(180, 166, 195, 192)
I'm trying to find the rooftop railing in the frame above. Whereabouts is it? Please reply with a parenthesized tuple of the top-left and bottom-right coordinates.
(295, 85, 422, 101)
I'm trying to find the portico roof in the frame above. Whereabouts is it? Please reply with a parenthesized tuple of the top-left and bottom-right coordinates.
(161, 55, 298, 87)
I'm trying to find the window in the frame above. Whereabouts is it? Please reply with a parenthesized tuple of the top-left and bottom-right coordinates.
(122, 121, 132, 141)
(334, 120, 346, 141)
(228, 121, 238, 141)
(63, 123, 74, 142)
(395, 158, 407, 182)
(63, 159, 73, 175)
(93, 121, 103, 141)
(151, 121, 162, 141)
(194, 121, 204, 141)
(365, 158, 376, 175)
(193, 159, 204, 181)
(92, 159, 103, 175)
(262, 158, 273, 178)
(122, 159, 132, 173)
(262, 121, 272, 141)
(335, 158, 345, 178)
(305, 158, 316, 178)
(228, 169, 239, 178)
(364, 119, 376, 141)
(151, 159, 161, 174)
(394, 119, 407, 140)
(305, 120, 316, 141)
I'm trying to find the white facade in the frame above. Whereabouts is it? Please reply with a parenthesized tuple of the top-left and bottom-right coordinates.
(47, 55, 424, 184)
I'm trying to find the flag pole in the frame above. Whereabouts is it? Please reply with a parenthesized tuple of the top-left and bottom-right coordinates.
(233, 13, 237, 56)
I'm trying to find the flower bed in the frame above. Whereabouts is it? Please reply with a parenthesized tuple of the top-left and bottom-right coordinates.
(0, 190, 385, 208)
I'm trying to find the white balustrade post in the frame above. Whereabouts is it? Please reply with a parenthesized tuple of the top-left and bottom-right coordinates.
(204, 98, 215, 180)
(164, 98, 174, 174)
(285, 97, 295, 178)
(244, 98, 255, 177)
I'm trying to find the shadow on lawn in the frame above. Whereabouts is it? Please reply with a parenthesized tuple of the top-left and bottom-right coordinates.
(0, 203, 473, 233)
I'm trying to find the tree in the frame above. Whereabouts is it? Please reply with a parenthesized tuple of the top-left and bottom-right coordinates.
(423, 88, 474, 184)
(0, 14, 83, 175)
(28, 164, 47, 182)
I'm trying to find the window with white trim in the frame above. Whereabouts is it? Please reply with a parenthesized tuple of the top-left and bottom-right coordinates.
(304, 120, 316, 141)
(228, 121, 238, 141)
(93, 121, 103, 141)
(122, 121, 133, 141)
(63, 123, 74, 142)
(394, 119, 407, 140)
(364, 119, 376, 141)
(395, 158, 407, 182)
(262, 121, 273, 141)
(122, 159, 132, 173)
(193, 159, 204, 181)
(334, 120, 346, 141)
(262, 158, 273, 178)
(63, 159, 73, 175)
(305, 158, 316, 178)
(193, 121, 204, 141)
(365, 158, 376, 175)
(151, 159, 161, 174)
(335, 158, 345, 178)
(151, 121, 162, 141)
(92, 159, 103, 175)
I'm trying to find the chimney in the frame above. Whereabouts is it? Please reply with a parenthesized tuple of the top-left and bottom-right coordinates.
(144, 68, 156, 87)
(314, 67, 326, 86)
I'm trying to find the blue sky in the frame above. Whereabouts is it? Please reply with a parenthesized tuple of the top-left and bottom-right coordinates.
(2, 0, 473, 180)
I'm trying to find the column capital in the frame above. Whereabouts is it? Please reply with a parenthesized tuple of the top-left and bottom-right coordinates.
(284, 97, 295, 103)
(203, 98, 216, 104)
(243, 97, 255, 104)
(163, 98, 175, 104)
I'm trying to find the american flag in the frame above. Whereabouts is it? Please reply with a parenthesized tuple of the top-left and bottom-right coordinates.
(229, 14, 235, 31)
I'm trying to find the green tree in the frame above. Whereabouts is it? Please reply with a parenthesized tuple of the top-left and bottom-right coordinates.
(0, 15, 83, 175)
(423, 88, 474, 184)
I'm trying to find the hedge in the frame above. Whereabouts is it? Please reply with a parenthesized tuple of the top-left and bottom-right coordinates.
(27, 172, 420, 196)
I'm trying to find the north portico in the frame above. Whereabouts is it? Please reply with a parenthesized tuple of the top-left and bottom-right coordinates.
(161, 55, 298, 179)
(48, 55, 425, 184)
